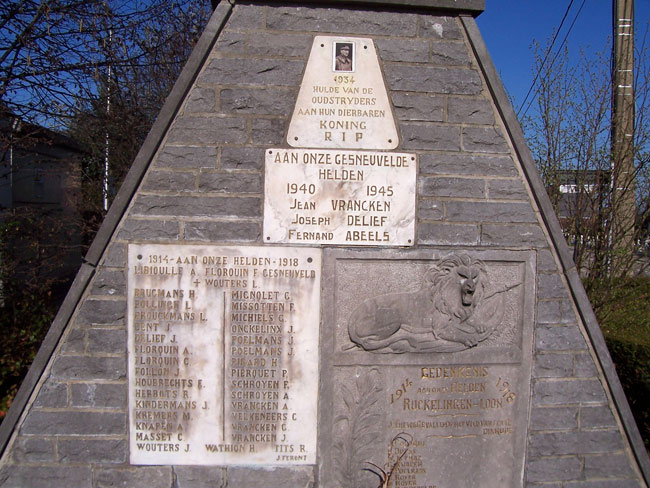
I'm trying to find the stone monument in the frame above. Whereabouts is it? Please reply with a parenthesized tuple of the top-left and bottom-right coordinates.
(0, 0, 648, 487)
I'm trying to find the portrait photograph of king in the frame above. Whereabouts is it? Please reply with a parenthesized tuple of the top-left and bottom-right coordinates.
(333, 42, 354, 72)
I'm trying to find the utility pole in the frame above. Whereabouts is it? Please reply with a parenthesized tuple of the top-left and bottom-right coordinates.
(611, 0, 636, 274)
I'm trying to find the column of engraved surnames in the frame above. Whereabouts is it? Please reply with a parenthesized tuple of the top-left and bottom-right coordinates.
(127, 244, 321, 465)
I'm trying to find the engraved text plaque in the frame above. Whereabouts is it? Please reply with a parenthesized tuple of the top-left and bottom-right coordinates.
(128, 244, 321, 465)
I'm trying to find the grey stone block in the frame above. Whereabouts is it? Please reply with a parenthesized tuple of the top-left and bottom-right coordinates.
(431, 41, 471, 66)
(528, 430, 624, 457)
(376, 38, 430, 63)
(418, 16, 462, 39)
(529, 406, 578, 430)
(392, 92, 444, 122)
(525, 483, 563, 488)
(448, 96, 494, 124)
(199, 58, 304, 87)
(94, 467, 172, 488)
(245, 32, 312, 57)
(581, 405, 617, 429)
(220, 87, 295, 115)
(537, 250, 559, 273)
(446, 201, 537, 223)
(91, 269, 126, 296)
(215, 30, 246, 53)
(174, 466, 225, 488)
(266, 6, 418, 36)
(76, 299, 125, 326)
(462, 126, 510, 153)
(198, 172, 263, 194)
(184, 221, 260, 242)
(13, 436, 55, 463)
(71, 382, 126, 408)
(487, 178, 528, 200)
(563, 481, 642, 488)
(418, 222, 479, 245)
(537, 300, 577, 325)
(167, 116, 247, 145)
(538, 273, 569, 299)
(535, 325, 587, 351)
(227, 3, 264, 30)
(33, 380, 67, 408)
(584, 453, 636, 479)
(533, 379, 605, 405)
(526, 456, 582, 482)
(21, 411, 125, 435)
(131, 195, 261, 218)
(102, 243, 126, 267)
(401, 123, 460, 151)
(534, 353, 574, 378)
(385, 65, 482, 94)
(184, 87, 217, 113)
(221, 147, 265, 170)
(0, 466, 92, 488)
(419, 176, 485, 198)
(61, 327, 85, 353)
(419, 153, 517, 176)
(252, 118, 286, 145)
(117, 219, 180, 241)
(58, 438, 126, 463)
(481, 224, 547, 247)
(574, 352, 599, 378)
(418, 200, 444, 220)
(226, 466, 314, 487)
(51, 356, 126, 381)
(88, 328, 127, 354)
(154, 146, 218, 170)
(141, 170, 196, 193)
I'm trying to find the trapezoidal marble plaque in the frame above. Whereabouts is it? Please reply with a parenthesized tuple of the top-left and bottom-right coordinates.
(127, 244, 321, 465)
(318, 249, 535, 488)
(264, 148, 416, 246)
(287, 36, 399, 149)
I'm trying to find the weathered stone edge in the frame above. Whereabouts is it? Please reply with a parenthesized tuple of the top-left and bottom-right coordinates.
(459, 15, 650, 483)
(272, 0, 484, 15)
(0, 1, 235, 459)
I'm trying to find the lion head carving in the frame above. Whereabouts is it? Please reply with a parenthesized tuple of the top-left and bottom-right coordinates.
(424, 254, 488, 323)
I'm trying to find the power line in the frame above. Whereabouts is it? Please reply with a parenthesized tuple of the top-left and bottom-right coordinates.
(518, 0, 588, 119)
(516, 0, 576, 116)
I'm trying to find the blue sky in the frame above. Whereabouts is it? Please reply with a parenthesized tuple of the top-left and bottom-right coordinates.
(477, 0, 650, 113)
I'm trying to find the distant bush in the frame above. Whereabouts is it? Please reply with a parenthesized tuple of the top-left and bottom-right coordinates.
(0, 213, 72, 419)
(598, 277, 650, 450)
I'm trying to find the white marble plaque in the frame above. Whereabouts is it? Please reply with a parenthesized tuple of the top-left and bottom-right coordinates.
(127, 244, 321, 465)
(263, 148, 416, 246)
(287, 36, 399, 150)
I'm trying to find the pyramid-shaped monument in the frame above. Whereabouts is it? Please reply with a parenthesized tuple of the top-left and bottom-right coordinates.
(0, 1, 648, 486)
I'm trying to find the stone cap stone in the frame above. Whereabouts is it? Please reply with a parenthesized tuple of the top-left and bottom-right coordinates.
(278, 0, 484, 16)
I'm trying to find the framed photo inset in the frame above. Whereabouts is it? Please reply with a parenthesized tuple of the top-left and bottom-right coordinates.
(333, 42, 354, 72)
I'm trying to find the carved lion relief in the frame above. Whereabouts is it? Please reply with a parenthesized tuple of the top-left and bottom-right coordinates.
(347, 253, 521, 353)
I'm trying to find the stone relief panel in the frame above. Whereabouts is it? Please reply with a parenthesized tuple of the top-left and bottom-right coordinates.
(347, 253, 521, 353)
(319, 250, 535, 488)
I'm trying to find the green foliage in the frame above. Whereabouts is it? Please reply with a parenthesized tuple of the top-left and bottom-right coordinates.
(598, 277, 650, 449)
(524, 38, 650, 308)
(0, 212, 69, 419)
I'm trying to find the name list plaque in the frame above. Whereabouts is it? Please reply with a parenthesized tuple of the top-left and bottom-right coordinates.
(127, 244, 321, 465)
(264, 148, 416, 246)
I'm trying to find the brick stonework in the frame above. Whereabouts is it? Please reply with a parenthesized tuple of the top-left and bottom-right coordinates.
(0, 2, 644, 487)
